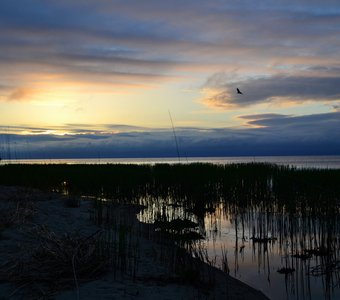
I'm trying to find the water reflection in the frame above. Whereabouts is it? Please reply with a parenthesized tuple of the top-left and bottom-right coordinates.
(48, 162, 339, 299)
(200, 205, 340, 300)
(138, 179, 340, 300)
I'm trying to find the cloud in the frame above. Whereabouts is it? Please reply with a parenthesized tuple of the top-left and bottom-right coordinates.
(1, 111, 340, 158)
(102, 124, 149, 132)
(1, 0, 340, 91)
(245, 111, 340, 128)
(334, 105, 340, 111)
(7, 87, 36, 101)
(238, 113, 290, 120)
(202, 75, 340, 108)
(0, 123, 150, 136)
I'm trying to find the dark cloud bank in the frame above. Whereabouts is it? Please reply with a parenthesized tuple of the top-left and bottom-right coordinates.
(203, 75, 340, 108)
(2, 0, 340, 91)
(1, 0, 340, 159)
(1, 112, 340, 159)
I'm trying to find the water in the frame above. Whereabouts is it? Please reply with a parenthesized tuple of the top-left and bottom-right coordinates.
(201, 209, 339, 300)
(138, 202, 340, 300)
(1, 155, 340, 169)
(135, 162, 340, 300)
(2, 156, 339, 299)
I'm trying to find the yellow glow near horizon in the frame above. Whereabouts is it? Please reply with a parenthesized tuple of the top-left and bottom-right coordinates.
(0, 68, 336, 133)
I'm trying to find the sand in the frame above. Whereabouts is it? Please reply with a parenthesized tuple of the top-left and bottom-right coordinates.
(0, 186, 269, 299)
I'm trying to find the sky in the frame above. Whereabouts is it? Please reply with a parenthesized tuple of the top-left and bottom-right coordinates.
(1, 0, 340, 158)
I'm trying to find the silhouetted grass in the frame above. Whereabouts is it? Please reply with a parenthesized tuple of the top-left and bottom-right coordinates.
(1, 228, 114, 298)
(1, 162, 339, 298)
(1, 162, 339, 218)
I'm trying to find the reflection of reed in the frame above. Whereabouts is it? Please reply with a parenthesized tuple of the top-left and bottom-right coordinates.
(1, 163, 339, 299)
(222, 201, 338, 300)
(244, 208, 337, 297)
(136, 165, 339, 300)
(152, 165, 337, 299)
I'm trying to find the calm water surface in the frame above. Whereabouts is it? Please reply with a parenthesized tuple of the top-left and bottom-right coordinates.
(202, 210, 339, 300)
(138, 196, 339, 300)
(2, 155, 340, 169)
(2, 156, 339, 299)
(135, 158, 340, 300)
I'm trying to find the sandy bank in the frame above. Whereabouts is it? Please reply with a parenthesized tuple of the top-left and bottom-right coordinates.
(0, 186, 269, 299)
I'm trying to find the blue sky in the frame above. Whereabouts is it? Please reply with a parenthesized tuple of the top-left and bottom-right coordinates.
(0, 0, 340, 158)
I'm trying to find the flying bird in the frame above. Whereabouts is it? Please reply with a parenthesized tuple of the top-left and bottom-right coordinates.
(237, 88, 243, 95)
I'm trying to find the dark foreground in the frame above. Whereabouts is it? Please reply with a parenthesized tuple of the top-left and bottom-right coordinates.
(0, 185, 269, 299)
(0, 163, 339, 299)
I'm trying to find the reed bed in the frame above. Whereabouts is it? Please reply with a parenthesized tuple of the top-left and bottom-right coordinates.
(1, 162, 339, 298)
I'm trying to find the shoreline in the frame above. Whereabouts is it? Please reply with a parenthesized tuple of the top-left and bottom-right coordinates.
(0, 185, 269, 299)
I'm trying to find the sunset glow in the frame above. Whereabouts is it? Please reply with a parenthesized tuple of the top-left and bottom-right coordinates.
(1, 0, 340, 158)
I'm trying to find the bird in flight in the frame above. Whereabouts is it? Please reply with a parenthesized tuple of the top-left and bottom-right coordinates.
(237, 88, 243, 95)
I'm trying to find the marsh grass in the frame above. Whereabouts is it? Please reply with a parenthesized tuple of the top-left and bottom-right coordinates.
(1, 224, 140, 298)
(0, 198, 35, 233)
(90, 195, 217, 289)
(1, 227, 113, 298)
(1, 162, 339, 298)
(90, 198, 142, 280)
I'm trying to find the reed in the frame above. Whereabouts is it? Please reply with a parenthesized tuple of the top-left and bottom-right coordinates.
(90, 197, 142, 279)
(1, 162, 339, 298)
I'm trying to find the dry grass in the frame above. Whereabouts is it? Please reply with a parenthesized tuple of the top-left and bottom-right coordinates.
(0, 199, 35, 233)
(1, 226, 113, 298)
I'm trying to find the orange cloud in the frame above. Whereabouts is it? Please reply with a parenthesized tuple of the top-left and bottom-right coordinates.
(200, 87, 238, 110)
(8, 87, 36, 101)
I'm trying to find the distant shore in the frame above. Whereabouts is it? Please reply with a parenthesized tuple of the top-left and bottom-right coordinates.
(0, 185, 269, 299)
